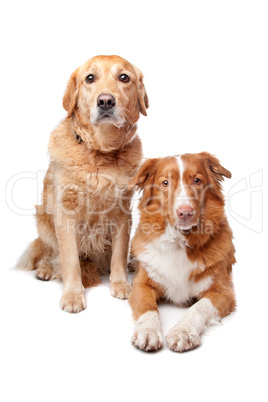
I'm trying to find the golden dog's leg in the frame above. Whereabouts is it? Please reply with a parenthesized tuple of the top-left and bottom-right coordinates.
(110, 219, 131, 300)
(55, 216, 86, 313)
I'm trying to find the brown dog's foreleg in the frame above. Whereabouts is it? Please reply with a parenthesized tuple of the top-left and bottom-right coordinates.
(129, 266, 164, 351)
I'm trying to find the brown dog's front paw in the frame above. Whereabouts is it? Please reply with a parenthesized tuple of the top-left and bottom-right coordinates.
(60, 291, 86, 313)
(165, 326, 201, 352)
(132, 311, 163, 352)
(132, 328, 163, 352)
(110, 281, 131, 300)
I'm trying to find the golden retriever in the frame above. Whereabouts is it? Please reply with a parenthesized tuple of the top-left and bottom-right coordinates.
(17, 55, 149, 313)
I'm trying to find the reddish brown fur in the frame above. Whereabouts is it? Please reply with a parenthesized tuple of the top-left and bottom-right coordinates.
(129, 153, 236, 321)
(129, 264, 165, 320)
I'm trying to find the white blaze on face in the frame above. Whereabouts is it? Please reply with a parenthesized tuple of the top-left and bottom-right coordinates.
(175, 156, 192, 208)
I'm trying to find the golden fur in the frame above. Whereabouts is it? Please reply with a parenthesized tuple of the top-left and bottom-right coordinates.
(128, 153, 236, 351)
(17, 55, 149, 313)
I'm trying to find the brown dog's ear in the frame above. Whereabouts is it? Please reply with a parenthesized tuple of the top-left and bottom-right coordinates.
(63, 68, 79, 118)
(128, 158, 159, 189)
(128, 158, 159, 207)
(202, 152, 231, 181)
(201, 152, 231, 199)
(134, 66, 149, 116)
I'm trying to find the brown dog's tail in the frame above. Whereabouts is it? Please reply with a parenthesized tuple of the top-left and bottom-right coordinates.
(16, 237, 44, 271)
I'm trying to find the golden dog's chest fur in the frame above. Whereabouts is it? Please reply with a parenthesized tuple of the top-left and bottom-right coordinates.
(35, 118, 142, 276)
(46, 120, 141, 215)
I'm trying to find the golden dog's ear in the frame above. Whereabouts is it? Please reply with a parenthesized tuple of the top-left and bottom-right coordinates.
(63, 68, 79, 118)
(134, 67, 149, 116)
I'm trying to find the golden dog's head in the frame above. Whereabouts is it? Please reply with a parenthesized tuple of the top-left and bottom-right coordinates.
(63, 55, 149, 127)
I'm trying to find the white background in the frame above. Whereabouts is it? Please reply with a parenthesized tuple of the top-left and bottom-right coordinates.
(1, 1, 267, 401)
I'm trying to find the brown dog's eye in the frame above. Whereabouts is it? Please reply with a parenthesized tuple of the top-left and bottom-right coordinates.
(162, 180, 170, 188)
(194, 178, 202, 185)
(119, 74, 130, 83)
(86, 74, 95, 84)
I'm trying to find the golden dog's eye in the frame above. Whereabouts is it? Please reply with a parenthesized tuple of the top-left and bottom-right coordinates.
(86, 74, 95, 84)
(162, 180, 170, 188)
(194, 178, 201, 185)
(119, 74, 130, 83)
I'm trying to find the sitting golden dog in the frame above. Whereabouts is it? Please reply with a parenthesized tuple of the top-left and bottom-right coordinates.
(128, 153, 236, 352)
(17, 55, 149, 313)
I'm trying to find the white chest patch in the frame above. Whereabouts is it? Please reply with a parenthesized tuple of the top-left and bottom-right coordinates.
(138, 225, 213, 305)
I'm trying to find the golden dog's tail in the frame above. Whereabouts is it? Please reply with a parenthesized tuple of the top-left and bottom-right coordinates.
(16, 237, 44, 271)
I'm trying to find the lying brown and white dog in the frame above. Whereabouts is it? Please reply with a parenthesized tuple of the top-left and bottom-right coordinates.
(128, 152, 236, 352)
(17, 55, 148, 313)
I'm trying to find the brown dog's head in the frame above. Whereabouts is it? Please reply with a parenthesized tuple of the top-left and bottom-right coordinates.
(129, 153, 231, 234)
(63, 55, 149, 127)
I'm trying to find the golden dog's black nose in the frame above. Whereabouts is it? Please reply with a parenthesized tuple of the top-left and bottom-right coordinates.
(97, 94, 116, 110)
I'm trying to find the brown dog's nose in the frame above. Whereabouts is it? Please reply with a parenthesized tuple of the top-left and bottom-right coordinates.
(177, 205, 194, 221)
(97, 94, 116, 110)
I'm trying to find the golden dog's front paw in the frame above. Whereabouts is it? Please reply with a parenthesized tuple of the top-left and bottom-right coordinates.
(60, 291, 86, 313)
(165, 326, 201, 352)
(110, 281, 131, 300)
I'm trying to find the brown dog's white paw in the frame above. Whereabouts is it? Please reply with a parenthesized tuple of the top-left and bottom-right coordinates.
(165, 326, 201, 352)
(110, 281, 131, 300)
(132, 311, 163, 352)
(132, 327, 163, 352)
(60, 291, 86, 313)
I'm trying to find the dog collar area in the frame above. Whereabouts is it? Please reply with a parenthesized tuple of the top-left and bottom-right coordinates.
(74, 130, 84, 144)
